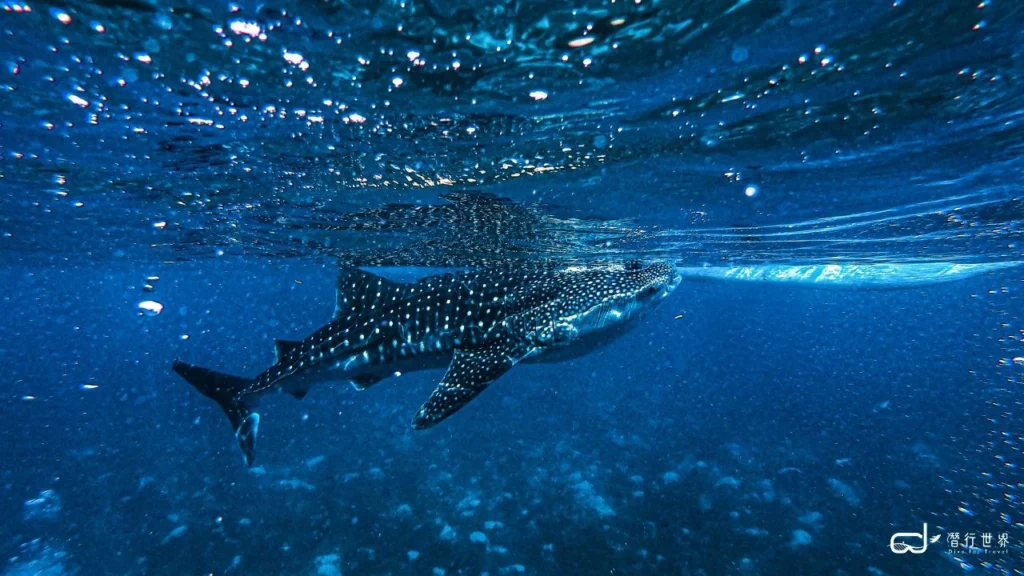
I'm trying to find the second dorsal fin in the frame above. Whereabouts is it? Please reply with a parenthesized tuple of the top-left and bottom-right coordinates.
(335, 267, 407, 319)
(274, 339, 302, 362)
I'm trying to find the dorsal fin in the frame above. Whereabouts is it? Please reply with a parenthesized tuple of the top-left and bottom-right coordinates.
(274, 339, 302, 362)
(335, 267, 407, 319)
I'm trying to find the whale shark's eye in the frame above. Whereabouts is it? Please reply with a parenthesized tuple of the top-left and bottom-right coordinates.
(625, 260, 642, 271)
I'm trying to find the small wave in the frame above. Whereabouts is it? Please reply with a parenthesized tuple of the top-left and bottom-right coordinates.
(677, 261, 1022, 289)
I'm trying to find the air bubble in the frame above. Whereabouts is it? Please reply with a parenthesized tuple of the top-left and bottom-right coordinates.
(49, 8, 70, 24)
(137, 300, 164, 316)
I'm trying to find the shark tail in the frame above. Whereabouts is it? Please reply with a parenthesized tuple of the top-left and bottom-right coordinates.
(172, 360, 260, 467)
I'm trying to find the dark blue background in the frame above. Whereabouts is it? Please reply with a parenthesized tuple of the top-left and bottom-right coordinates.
(2, 261, 1019, 574)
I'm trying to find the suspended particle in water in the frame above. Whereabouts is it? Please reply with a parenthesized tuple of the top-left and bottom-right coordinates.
(180, 334, 190, 340)
(137, 300, 164, 316)
(49, 8, 71, 24)
(731, 45, 749, 63)
(79, 383, 98, 390)
(528, 90, 548, 101)
(230, 20, 261, 37)
(744, 185, 760, 198)
(154, 13, 173, 31)
(66, 94, 89, 107)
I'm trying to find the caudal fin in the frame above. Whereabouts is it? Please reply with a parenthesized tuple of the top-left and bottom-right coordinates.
(172, 360, 260, 467)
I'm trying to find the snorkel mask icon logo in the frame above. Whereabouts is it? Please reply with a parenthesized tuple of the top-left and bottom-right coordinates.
(890, 523, 940, 554)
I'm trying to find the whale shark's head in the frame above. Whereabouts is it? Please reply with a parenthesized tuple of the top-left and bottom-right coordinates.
(550, 260, 680, 340)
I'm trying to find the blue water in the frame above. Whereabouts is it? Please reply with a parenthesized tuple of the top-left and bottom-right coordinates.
(1, 0, 1023, 574)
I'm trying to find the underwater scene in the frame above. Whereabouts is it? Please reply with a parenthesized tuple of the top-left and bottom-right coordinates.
(1, 0, 1023, 574)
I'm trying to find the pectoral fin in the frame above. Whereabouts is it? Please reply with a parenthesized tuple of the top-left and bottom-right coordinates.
(412, 340, 527, 429)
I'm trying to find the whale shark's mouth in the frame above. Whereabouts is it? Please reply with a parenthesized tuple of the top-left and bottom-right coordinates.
(635, 262, 680, 302)
(570, 264, 680, 333)
(666, 268, 682, 294)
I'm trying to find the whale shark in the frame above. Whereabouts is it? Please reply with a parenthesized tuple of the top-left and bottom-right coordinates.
(173, 260, 680, 465)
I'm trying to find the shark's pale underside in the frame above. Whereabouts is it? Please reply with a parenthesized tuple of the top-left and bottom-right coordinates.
(173, 260, 680, 465)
